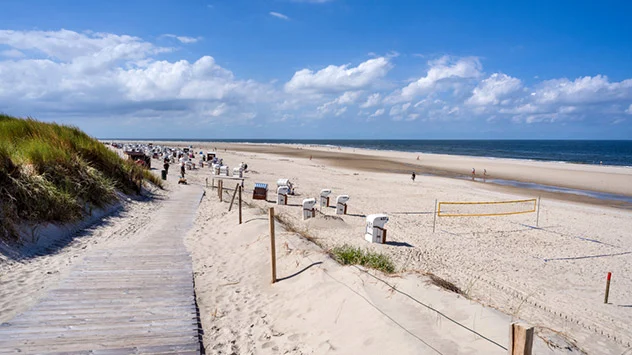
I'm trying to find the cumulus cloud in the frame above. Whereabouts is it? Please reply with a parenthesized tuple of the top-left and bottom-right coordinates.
(360, 93, 381, 108)
(531, 75, 632, 106)
(1, 29, 630, 133)
(390, 56, 482, 102)
(284, 57, 392, 94)
(270, 12, 290, 20)
(369, 108, 385, 117)
(317, 91, 362, 115)
(466, 73, 522, 106)
(0, 29, 271, 124)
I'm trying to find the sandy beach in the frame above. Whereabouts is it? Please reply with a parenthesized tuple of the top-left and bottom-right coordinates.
(175, 141, 631, 354)
(2, 141, 631, 354)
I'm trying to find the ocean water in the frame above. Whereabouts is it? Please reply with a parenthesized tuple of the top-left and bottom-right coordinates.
(161, 139, 632, 167)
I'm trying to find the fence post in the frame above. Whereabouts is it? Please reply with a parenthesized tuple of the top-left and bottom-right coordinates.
(604, 272, 612, 304)
(536, 197, 541, 227)
(509, 322, 533, 355)
(229, 183, 239, 211)
(218, 180, 223, 202)
(238, 185, 242, 224)
(269, 208, 277, 284)
(432, 199, 438, 233)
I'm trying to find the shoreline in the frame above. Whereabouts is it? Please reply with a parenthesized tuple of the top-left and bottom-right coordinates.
(109, 139, 632, 208)
(102, 139, 632, 168)
(127, 140, 632, 207)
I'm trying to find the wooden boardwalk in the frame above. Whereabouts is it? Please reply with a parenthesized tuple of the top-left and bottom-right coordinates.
(0, 186, 205, 354)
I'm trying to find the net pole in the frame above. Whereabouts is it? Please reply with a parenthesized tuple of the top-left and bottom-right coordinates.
(432, 199, 438, 233)
(536, 197, 541, 227)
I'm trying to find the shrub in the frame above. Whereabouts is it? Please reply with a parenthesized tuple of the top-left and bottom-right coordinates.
(0, 114, 162, 242)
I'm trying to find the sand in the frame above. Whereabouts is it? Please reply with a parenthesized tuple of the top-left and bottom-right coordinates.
(2, 141, 631, 354)
(185, 178, 579, 354)
(175, 142, 631, 354)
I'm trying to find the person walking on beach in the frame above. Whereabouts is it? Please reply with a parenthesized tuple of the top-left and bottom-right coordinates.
(163, 161, 170, 175)
(483, 169, 487, 182)
(411, 172, 416, 182)
(471, 168, 476, 181)
(180, 162, 186, 178)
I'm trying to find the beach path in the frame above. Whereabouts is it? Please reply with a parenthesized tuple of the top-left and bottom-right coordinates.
(0, 185, 204, 354)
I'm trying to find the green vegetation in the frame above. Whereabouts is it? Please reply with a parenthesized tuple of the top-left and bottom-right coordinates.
(330, 244, 396, 274)
(0, 114, 162, 242)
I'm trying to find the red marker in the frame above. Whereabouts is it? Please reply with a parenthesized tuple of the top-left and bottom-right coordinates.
(604, 272, 612, 304)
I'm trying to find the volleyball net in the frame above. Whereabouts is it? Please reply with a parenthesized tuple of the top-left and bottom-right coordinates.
(437, 198, 537, 217)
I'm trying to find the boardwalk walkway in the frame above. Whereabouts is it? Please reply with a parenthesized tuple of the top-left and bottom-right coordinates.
(0, 186, 204, 354)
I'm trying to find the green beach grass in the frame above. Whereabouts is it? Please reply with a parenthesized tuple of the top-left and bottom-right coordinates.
(0, 114, 162, 242)
(330, 244, 396, 274)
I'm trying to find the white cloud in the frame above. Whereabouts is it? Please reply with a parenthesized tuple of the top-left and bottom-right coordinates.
(531, 75, 632, 105)
(0, 29, 272, 125)
(316, 91, 362, 115)
(284, 57, 392, 94)
(162, 34, 201, 44)
(360, 93, 381, 108)
(270, 12, 290, 20)
(466, 73, 522, 106)
(1, 29, 631, 132)
(369, 108, 385, 117)
(0, 29, 166, 62)
(391, 56, 482, 102)
(0, 49, 25, 58)
(334, 106, 347, 116)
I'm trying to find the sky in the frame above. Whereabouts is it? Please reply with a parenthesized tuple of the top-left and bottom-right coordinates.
(0, 0, 631, 139)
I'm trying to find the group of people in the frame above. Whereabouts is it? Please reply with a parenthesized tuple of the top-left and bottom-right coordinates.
(161, 157, 186, 179)
(410, 168, 488, 182)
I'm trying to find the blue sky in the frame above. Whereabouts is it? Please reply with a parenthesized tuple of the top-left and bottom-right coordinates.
(0, 0, 631, 139)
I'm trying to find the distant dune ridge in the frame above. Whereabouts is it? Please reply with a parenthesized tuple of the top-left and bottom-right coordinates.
(0, 114, 161, 242)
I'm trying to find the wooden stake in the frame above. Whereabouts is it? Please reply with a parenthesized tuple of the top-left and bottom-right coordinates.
(536, 197, 541, 227)
(218, 180, 223, 202)
(238, 185, 242, 224)
(509, 322, 534, 355)
(432, 199, 438, 233)
(228, 183, 239, 211)
(269, 208, 277, 284)
(604, 272, 612, 304)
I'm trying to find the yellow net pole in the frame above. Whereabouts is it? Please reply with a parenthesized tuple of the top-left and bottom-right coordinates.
(433, 199, 438, 233)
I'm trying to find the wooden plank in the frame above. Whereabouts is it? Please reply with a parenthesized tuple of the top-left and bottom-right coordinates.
(0, 187, 203, 354)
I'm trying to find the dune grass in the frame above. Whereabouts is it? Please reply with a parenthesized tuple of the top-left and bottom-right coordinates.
(0, 114, 162, 242)
(330, 244, 396, 274)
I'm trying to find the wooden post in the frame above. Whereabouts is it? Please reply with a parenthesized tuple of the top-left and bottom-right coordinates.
(218, 180, 223, 202)
(205, 177, 208, 188)
(432, 199, 438, 233)
(228, 183, 239, 211)
(269, 208, 277, 284)
(238, 185, 242, 224)
(536, 197, 541, 227)
(509, 322, 534, 355)
(604, 272, 612, 304)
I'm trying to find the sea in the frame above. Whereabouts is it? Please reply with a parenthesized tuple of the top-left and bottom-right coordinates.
(152, 139, 632, 167)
